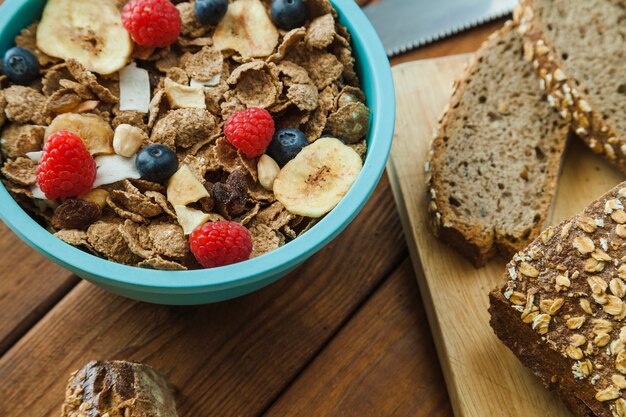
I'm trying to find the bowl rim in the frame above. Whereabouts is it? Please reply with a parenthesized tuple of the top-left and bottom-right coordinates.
(0, 0, 395, 292)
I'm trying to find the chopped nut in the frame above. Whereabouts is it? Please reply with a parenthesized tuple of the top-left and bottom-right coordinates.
(258, 154, 280, 191)
(113, 124, 147, 157)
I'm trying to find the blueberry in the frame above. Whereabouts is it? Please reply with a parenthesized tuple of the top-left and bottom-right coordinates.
(135, 145, 179, 183)
(267, 128, 309, 166)
(195, 0, 228, 25)
(2, 47, 40, 85)
(271, 0, 308, 31)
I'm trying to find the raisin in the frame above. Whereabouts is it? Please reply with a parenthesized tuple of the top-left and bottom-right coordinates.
(51, 198, 102, 230)
(199, 182, 215, 213)
(213, 170, 248, 217)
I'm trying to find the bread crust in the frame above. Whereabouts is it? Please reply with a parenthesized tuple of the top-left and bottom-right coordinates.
(514, 0, 626, 174)
(490, 289, 598, 417)
(490, 181, 626, 417)
(426, 22, 566, 266)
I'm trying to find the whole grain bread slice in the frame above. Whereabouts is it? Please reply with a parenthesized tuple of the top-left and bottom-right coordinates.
(515, 0, 626, 174)
(490, 181, 626, 417)
(427, 22, 569, 266)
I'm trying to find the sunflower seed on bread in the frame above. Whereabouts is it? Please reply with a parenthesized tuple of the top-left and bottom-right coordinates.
(515, 0, 626, 174)
(490, 181, 626, 417)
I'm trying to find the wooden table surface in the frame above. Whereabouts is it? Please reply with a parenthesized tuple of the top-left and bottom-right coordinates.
(0, 1, 504, 415)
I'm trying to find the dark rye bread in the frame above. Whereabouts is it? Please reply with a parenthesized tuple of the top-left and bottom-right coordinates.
(426, 22, 569, 266)
(515, 0, 626, 174)
(490, 181, 626, 417)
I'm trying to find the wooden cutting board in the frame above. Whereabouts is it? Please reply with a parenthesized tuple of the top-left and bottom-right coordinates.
(387, 55, 626, 417)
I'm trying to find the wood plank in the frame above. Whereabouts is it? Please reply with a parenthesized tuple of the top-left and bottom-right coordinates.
(0, 0, 78, 355)
(387, 56, 624, 417)
(0, 222, 77, 355)
(263, 259, 453, 417)
(0, 174, 407, 417)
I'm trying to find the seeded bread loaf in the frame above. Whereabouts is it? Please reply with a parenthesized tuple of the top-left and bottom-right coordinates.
(514, 0, 626, 174)
(490, 181, 626, 417)
(61, 360, 178, 417)
(426, 23, 569, 266)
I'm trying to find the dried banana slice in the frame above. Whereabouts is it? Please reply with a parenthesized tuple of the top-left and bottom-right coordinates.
(45, 113, 115, 155)
(273, 137, 362, 218)
(36, 0, 133, 75)
(213, 0, 279, 58)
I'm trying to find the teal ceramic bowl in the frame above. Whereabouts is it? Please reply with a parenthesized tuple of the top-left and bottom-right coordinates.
(0, 0, 395, 304)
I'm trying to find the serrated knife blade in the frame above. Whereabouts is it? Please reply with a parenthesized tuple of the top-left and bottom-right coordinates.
(364, 0, 519, 57)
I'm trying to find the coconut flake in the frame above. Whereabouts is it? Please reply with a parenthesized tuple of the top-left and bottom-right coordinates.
(93, 154, 141, 187)
(190, 75, 221, 88)
(26, 151, 43, 163)
(119, 63, 151, 113)
(30, 182, 46, 199)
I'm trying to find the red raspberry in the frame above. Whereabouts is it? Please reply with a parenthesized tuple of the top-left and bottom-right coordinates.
(122, 0, 181, 48)
(190, 221, 253, 268)
(36, 131, 97, 200)
(224, 108, 275, 158)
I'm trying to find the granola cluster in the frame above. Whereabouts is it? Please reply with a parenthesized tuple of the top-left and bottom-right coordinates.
(0, 0, 370, 270)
